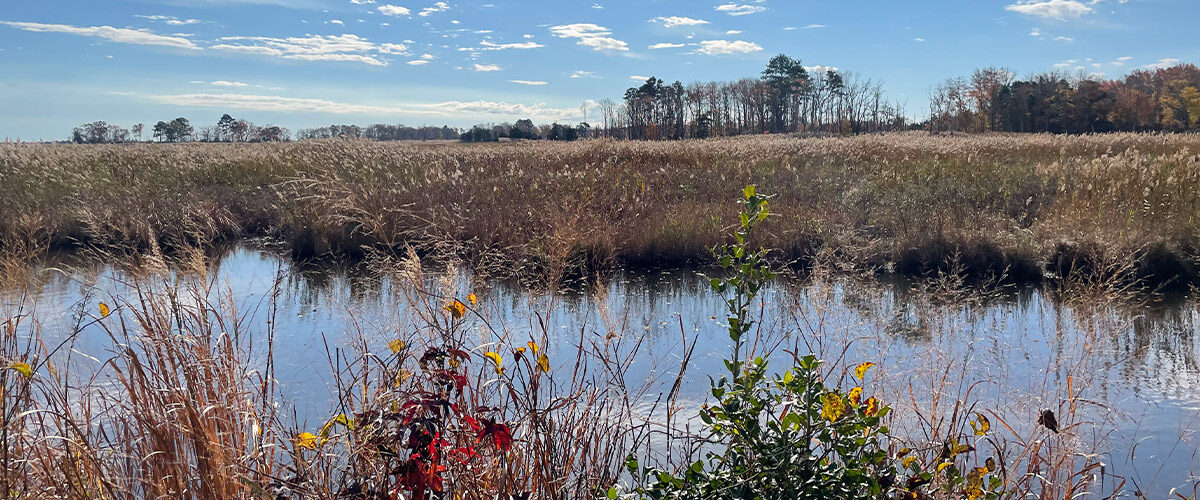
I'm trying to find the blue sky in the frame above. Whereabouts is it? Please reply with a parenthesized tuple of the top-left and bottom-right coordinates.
(1, 0, 1196, 140)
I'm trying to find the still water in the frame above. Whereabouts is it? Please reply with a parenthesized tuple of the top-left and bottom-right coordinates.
(6, 246, 1199, 497)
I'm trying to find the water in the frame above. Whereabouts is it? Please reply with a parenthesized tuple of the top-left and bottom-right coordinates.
(5, 246, 1199, 496)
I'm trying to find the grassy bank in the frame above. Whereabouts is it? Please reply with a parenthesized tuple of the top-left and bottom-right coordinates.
(2, 133, 1199, 289)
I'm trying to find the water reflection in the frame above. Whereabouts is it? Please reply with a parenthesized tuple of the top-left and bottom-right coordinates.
(3, 245, 1198, 496)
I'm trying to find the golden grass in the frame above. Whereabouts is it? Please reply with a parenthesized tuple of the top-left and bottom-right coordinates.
(2, 133, 1198, 289)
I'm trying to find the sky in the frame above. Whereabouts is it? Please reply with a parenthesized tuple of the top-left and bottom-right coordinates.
(1, 0, 1197, 140)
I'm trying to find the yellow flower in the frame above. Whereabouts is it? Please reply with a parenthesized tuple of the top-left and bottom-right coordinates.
(388, 339, 406, 354)
(467, 293, 478, 305)
(821, 392, 846, 422)
(99, 302, 111, 318)
(902, 456, 917, 469)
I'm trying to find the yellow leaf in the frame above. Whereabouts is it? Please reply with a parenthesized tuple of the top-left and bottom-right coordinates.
(952, 443, 974, 455)
(965, 487, 984, 500)
(388, 339, 406, 354)
(444, 300, 466, 320)
(526, 341, 539, 354)
(902, 456, 917, 469)
(848, 386, 863, 406)
(484, 352, 503, 374)
(854, 362, 875, 380)
(864, 396, 879, 416)
(8, 361, 33, 379)
(971, 412, 991, 436)
(896, 447, 912, 458)
(537, 353, 550, 373)
(937, 462, 953, 473)
(820, 392, 846, 422)
(467, 293, 478, 305)
(296, 432, 320, 450)
(99, 302, 111, 318)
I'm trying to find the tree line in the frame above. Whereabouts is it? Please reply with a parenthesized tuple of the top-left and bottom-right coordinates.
(459, 119, 592, 142)
(70, 114, 289, 144)
(592, 54, 910, 140)
(63, 58, 1200, 144)
(928, 64, 1200, 133)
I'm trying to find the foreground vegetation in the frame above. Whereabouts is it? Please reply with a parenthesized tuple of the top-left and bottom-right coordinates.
(3, 132, 1199, 292)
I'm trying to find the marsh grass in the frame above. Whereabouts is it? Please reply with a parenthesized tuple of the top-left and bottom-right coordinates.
(3, 133, 1200, 290)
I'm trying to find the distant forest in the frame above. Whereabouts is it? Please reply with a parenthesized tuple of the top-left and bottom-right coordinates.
(62, 55, 1200, 144)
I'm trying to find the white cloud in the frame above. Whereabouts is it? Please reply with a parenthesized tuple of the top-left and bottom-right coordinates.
(548, 23, 628, 52)
(1144, 57, 1180, 70)
(211, 80, 249, 87)
(473, 63, 501, 71)
(648, 42, 685, 49)
(805, 65, 839, 73)
(407, 59, 429, 65)
(458, 40, 543, 51)
(418, 1, 449, 16)
(630, 75, 650, 81)
(570, 70, 597, 78)
(509, 80, 547, 85)
(650, 16, 709, 28)
(725, 29, 742, 34)
(1029, 28, 1042, 36)
(714, 3, 766, 16)
(693, 39, 762, 55)
(145, 92, 584, 121)
(419, 53, 435, 59)
(377, 5, 411, 16)
(135, 15, 201, 26)
(350, 0, 376, 3)
(328, 19, 344, 24)
(803, 24, 826, 29)
(1, 21, 200, 50)
(1005, 0, 1092, 21)
(1054, 35, 1074, 42)
(211, 34, 408, 66)
(914, 37, 925, 42)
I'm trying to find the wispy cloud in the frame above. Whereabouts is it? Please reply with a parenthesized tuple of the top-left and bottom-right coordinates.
(548, 23, 628, 52)
(570, 70, 597, 78)
(802, 24, 826, 29)
(211, 34, 408, 66)
(648, 42, 686, 49)
(1004, 0, 1092, 21)
(458, 40, 544, 51)
(134, 15, 201, 26)
(418, 1, 450, 16)
(509, 79, 547, 85)
(145, 92, 584, 121)
(211, 80, 249, 87)
(1, 21, 200, 50)
(473, 63, 501, 71)
(1144, 57, 1180, 70)
(650, 16, 709, 28)
(693, 39, 762, 55)
(714, 3, 766, 16)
